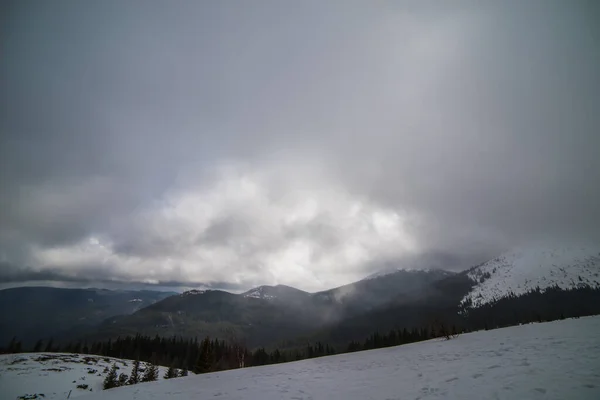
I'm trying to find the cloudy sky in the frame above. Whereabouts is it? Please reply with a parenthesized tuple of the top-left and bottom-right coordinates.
(1, 0, 599, 292)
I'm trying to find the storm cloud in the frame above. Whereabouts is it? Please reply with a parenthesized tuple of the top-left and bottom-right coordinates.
(1, 0, 599, 291)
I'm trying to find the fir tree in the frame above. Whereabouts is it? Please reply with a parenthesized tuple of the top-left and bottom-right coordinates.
(164, 365, 177, 379)
(118, 373, 129, 386)
(141, 361, 159, 382)
(128, 360, 141, 385)
(179, 368, 188, 377)
(194, 337, 213, 374)
(33, 339, 44, 352)
(103, 363, 119, 390)
(44, 338, 54, 353)
(8, 337, 22, 353)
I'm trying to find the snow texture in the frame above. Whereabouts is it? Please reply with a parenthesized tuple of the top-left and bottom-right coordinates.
(243, 286, 276, 300)
(0, 353, 170, 400)
(462, 244, 600, 308)
(81, 316, 600, 400)
(180, 289, 207, 296)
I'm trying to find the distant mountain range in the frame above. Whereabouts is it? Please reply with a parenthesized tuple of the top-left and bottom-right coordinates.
(0, 287, 174, 346)
(2, 244, 599, 349)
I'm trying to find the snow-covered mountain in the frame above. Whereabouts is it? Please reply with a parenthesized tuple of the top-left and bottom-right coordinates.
(242, 285, 279, 300)
(76, 316, 599, 400)
(241, 284, 311, 302)
(462, 244, 600, 308)
(0, 353, 173, 400)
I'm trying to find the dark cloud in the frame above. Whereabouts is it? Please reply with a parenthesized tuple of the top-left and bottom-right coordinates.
(1, 1, 599, 291)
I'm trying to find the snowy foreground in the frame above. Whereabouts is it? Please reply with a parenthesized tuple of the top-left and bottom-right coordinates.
(84, 316, 600, 400)
(0, 354, 169, 400)
(2, 317, 599, 400)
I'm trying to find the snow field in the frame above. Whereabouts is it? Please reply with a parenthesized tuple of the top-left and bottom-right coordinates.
(83, 316, 600, 400)
(0, 353, 170, 400)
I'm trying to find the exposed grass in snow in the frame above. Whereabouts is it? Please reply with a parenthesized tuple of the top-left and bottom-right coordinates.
(0, 353, 170, 400)
(76, 316, 600, 400)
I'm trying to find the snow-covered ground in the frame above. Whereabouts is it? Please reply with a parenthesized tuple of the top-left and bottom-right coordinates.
(462, 244, 600, 307)
(79, 315, 600, 400)
(0, 353, 170, 400)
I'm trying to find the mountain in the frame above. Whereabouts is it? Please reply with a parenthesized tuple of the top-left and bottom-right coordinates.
(314, 245, 600, 344)
(78, 316, 600, 400)
(86, 288, 327, 348)
(6, 244, 600, 351)
(461, 244, 600, 308)
(315, 268, 455, 313)
(242, 284, 311, 304)
(0, 287, 174, 346)
(311, 271, 473, 344)
(78, 269, 455, 348)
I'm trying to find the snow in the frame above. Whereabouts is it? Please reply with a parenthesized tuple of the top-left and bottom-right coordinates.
(243, 286, 276, 300)
(462, 244, 600, 307)
(82, 316, 600, 400)
(180, 289, 206, 296)
(0, 353, 170, 400)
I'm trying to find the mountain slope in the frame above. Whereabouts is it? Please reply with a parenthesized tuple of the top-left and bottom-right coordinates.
(242, 284, 311, 304)
(0, 287, 174, 346)
(81, 270, 456, 348)
(314, 269, 455, 314)
(461, 245, 600, 308)
(87, 289, 326, 348)
(83, 316, 600, 400)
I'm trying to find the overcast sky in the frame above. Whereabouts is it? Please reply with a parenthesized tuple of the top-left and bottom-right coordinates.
(1, 0, 599, 292)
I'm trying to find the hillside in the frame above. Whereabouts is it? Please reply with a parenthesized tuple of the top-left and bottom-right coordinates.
(0, 353, 173, 400)
(461, 245, 600, 308)
(0, 288, 174, 346)
(81, 269, 454, 347)
(82, 316, 600, 400)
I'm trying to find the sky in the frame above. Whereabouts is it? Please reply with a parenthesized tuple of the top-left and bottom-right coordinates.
(1, 0, 599, 293)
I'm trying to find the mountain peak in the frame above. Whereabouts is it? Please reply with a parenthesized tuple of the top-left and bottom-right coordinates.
(243, 286, 276, 299)
(242, 284, 309, 300)
(181, 289, 209, 296)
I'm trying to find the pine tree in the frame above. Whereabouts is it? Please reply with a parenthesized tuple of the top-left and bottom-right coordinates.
(103, 363, 119, 390)
(118, 373, 129, 386)
(33, 339, 44, 353)
(194, 337, 213, 374)
(179, 368, 188, 377)
(8, 337, 21, 353)
(44, 339, 54, 353)
(141, 361, 159, 382)
(128, 360, 141, 385)
(164, 365, 177, 379)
